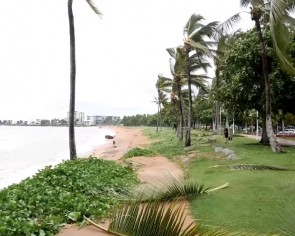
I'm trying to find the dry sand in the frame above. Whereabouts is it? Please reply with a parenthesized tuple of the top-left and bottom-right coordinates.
(57, 126, 194, 236)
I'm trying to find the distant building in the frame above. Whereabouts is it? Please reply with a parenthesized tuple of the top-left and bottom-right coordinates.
(86, 115, 120, 125)
(3, 120, 12, 125)
(67, 111, 85, 125)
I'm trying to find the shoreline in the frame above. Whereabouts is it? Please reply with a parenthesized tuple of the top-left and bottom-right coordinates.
(57, 127, 193, 236)
(0, 126, 113, 190)
(93, 126, 150, 161)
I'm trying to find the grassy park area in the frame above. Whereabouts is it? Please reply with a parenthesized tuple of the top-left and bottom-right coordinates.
(144, 128, 295, 234)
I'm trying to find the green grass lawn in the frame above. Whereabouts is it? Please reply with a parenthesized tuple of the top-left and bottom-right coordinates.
(144, 127, 295, 234)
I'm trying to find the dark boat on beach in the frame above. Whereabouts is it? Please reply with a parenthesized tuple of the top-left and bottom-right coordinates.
(105, 135, 114, 139)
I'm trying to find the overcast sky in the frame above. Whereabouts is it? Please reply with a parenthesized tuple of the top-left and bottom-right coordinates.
(0, 0, 253, 120)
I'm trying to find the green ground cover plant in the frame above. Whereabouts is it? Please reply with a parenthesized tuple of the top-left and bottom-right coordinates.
(123, 147, 156, 159)
(143, 128, 185, 158)
(144, 127, 295, 235)
(0, 157, 138, 236)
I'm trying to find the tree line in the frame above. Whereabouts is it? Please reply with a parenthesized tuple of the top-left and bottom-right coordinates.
(152, 1, 295, 152)
(66, 0, 295, 158)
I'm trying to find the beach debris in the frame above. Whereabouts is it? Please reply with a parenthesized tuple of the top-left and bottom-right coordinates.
(105, 135, 115, 139)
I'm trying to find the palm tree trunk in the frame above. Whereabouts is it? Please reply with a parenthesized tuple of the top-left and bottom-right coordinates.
(260, 112, 269, 144)
(68, 0, 77, 160)
(156, 103, 160, 132)
(176, 77, 184, 140)
(213, 101, 220, 132)
(254, 19, 282, 152)
(159, 104, 162, 131)
(185, 49, 192, 146)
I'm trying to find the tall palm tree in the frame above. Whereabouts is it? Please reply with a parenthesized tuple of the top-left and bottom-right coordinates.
(183, 14, 218, 146)
(167, 47, 187, 140)
(221, 0, 295, 152)
(68, 0, 101, 160)
(155, 74, 171, 132)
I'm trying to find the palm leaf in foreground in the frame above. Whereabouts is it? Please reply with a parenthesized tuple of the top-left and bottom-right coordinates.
(85, 201, 197, 236)
(149, 175, 210, 201)
(84, 204, 274, 236)
(121, 174, 210, 202)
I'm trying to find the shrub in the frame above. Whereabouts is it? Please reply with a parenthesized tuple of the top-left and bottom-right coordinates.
(123, 147, 156, 159)
(0, 157, 138, 236)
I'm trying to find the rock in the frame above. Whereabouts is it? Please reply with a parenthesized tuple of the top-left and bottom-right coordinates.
(184, 146, 194, 152)
(227, 153, 238, 160)
(215, 147, 223, 152)
(222, 148, 234, 156)
(105, 135, 114, 139)
(207, 138, 217, 144)
(182, 157, 190, 164)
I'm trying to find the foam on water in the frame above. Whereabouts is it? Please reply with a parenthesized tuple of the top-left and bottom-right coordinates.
(0, 126, 116, 190)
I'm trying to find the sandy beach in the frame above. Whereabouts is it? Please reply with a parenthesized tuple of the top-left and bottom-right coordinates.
(93, 126, 151, 160)
(57, 126, 193, 236)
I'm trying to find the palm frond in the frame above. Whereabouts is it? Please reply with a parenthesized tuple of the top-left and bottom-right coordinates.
(184, 14, 205, 36)
(240, 0, 251, 8)
(169, 58, 176, 76)
(156, 74, 173, 91)
(228, 164, 291, 171)
(190, 21, 220, 41)
(154, 179, 208, 201)
(218, 12, 243, 34)
(270, 0, 295, 74)
(186, 39, 210, 55)
(122, 174, 209, 202)
(85, 0, 102, 16)
(286, 0, 295, 14)
(277, 200, 295, 236)
(166, 47, 176, 59)
(86, 200, 197, 236)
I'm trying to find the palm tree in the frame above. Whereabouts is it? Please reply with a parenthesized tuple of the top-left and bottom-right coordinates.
(221, 0, 295, 152)
(183, 14, 218, 146)
(68, 0, 101, 160)
(167, 47, 187, 140)
(155, 75, 171, 132)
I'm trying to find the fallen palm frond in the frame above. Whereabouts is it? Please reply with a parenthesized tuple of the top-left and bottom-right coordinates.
(85, 200, 197, 236)
(207, 182, 229, 193)
(228, 164, 290, 171)
(85, 205, 277, 236)
(120, 174, 209, 202)
(277, 200, 295, 236)
(152, 176, 209, 201)
(208, 165, 226, 168)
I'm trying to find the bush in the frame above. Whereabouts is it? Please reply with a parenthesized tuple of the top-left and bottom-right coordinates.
(0, 157, 138, 236)
(123, 147, 156, 159)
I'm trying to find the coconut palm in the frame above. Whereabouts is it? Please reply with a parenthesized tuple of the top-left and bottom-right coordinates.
(220, 0, 295, 152)
(155, 75, 171, 132)
(167, 47, 187, 140)
(183, 14, 218, 146)
(68, 0, 101, 160)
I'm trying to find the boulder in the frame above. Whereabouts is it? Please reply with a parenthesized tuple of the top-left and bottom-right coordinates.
(214, 147, 223, 152)
(222, 148, 234, 156)
(227, 153, 238, 161)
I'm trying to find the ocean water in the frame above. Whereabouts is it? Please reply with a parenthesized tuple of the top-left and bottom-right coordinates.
(0, 126, 115, 190)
